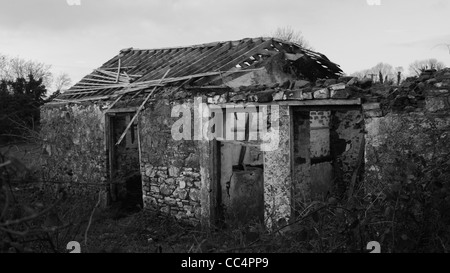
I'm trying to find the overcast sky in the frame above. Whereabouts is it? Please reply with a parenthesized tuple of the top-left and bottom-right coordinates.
(1, 0, 449, 89)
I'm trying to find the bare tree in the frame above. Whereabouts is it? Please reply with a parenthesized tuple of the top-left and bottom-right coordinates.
(0, 54, 7, 75)
(0, 54, 53, 87)
(408, 58, 445, 76)
(351, 62, 399, 83)
(53, 73, 72, 92)
(271, 26, 312, 50)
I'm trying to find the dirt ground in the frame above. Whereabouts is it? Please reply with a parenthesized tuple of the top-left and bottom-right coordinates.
(5, 181, 251, 253)
(10, 184, 271, 253)
(80, 210, 204, 253)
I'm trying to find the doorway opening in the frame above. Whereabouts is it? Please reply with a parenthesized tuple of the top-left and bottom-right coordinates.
(107, 111, 143, 213)
(214, 108, 265, 226)
(218, 141, 264, 225)
(291, 106, 364, 216)
(292, 109, 333, 213)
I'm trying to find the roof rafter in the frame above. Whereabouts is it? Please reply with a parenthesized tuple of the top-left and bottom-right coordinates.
(55, 37, 343, 102)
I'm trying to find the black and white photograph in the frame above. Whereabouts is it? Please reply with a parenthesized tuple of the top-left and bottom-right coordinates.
(1, 0, 450, 260)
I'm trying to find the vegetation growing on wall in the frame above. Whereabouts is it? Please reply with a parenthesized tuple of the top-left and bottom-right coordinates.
(362, 114, 450, 252)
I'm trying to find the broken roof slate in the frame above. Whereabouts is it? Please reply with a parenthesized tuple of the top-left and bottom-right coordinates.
(55, 37, 343, 102)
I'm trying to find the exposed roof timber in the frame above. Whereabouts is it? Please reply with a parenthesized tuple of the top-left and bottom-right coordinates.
(72, 82, 117, 87)
(163, 44, 222, 78)
(271, 40, 292, 53)
(58, 90, 99, 96)
(115, 58, 121, 82)
(64, 86, 127, 94)
(117, 38, 254, 52)
(80, 78, 126, 84)
(120, 50, 163, 77)
(190, 39, 257, 76)
(113, 51, 144, 70)
(101, 37, 327, 69)
(96, 68, 126, 78)
(101, 66, 136, 70)
(170, 42, 232, 78)
(115, 69, 171, 146)
(60, 68, 262, 101)
(57, 37, 342, 101)
(139, 47, 201, 81)
(214, 39, 272, 72)
(115, 69, 263, 96)
(136, 49, 185, 80)
(86, 73, 117, 81)
(52, 95, 114, 103)
(258, 49, 279, 56)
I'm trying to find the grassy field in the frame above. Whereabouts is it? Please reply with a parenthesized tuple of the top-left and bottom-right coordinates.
(0, 142, 277, 253)
(6, 183, 280, 253)
(0, 142, 361, 253)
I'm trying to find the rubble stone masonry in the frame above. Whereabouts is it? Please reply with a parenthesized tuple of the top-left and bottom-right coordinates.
(40, 103, 109, 204)
(139, 99, 202, 224)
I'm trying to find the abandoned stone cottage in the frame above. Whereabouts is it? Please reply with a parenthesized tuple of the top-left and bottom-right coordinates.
(41, 37, 372, 228)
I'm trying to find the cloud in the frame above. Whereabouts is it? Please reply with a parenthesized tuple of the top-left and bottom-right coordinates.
(0, 0, 342, 35)
(0, 0, 191, 33)
(1, 0, 448, 89)
(390, 34, 450, 49)
(431, 0, 448, 10)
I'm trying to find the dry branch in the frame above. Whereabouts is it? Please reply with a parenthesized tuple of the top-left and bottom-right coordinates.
(0, 194, 64, 227)
(84, 191, 102, 246)
(115, 69, 171, 146)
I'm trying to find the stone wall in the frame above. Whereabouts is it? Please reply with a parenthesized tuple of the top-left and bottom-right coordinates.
(363, 68, 450, 192)
(365, 113, 450, 193)
(139, 99, 202, 224)
(40, 103, 108, 203)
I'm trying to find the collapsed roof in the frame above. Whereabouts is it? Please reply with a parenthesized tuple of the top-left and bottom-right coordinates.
(55, 37, 343, 102)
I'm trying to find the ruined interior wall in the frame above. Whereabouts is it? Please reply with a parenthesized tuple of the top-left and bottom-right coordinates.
(263, 105, 291, 228)
(292, 108, 363, 208)
(40, 103, 108, 201)
(139, 100, 202, 224)
(220, 143, 263, 211)
(309, 111, 333, 199)
(292, 110, 311, 209)
(331, 109, 364, 197)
